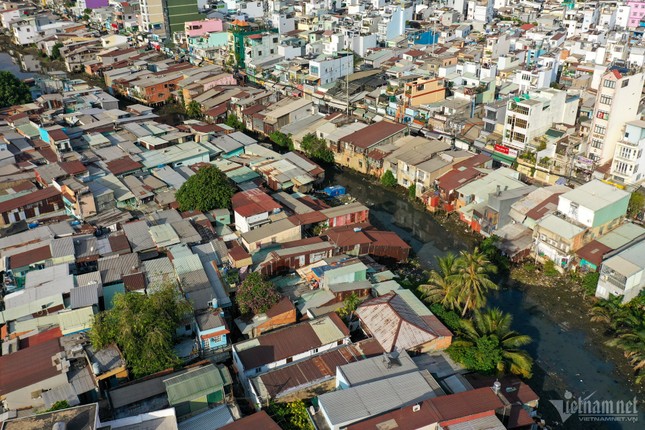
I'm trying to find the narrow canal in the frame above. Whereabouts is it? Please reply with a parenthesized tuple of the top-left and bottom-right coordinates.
(327, 167, 644, 430)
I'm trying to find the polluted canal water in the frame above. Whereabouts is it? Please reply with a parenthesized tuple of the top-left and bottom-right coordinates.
(328, 168, 644, 430)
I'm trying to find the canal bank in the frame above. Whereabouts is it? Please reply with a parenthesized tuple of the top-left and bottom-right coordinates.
(325, 167, 644, 430)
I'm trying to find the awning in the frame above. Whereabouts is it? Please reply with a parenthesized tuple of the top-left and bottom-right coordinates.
(492, 152, 516, 164)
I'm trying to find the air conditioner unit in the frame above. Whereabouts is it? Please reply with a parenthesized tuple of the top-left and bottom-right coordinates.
(412, 404, 421, 412)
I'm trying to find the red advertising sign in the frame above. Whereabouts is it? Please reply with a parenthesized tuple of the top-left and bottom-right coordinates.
(494, 144, 510, 154)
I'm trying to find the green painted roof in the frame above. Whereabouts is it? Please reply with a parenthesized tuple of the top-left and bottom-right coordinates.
(164, 364, 231, 405)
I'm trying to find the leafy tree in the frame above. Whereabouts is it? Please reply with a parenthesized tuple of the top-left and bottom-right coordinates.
(224, 268, 240, 286)
(449, 308, 533, 378)
(419, 253, 461, 312)
(627, 191, 645, 219)
(301, 133, 334, 163)
(479, 235, 510, 274)
(175, 165, 235, 211)
(235, 272, 281, 315)
(380, 170, 397, 187)
(267, 400, 314, 430)
(338, 293, 361, 322)
(543, 260, 558, 276)
(186, 100, 202, 119)
(0, 71, 33, 108)
(269, 131, 294, 150)
(51, 42, 64, 60)
(429, 303, 462, 332)
(582, 272, 600, 296)
(454, 248, 498, 317)
(408, 184, 416, 200)
(225, 113, 244, 130)
(44, 400, 70, 412)
(89, 285, 193, 378)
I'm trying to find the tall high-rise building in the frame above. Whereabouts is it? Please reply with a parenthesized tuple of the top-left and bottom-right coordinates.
(586, 69, 644, 165)
(140, 0, 201, 39)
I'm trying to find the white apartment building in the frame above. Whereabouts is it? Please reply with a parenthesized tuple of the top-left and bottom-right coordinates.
(140, 0, 166, 35)
(308, 53, 353, 86)
(11, 16, 39, 45)
(502, 89, 578, 152)
(610, 120, 645, 187)
(586, 69, 645, 164)
(466, 0, 493, 23)
(616, 5, 631, 29)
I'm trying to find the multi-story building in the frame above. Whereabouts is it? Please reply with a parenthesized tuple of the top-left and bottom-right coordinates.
(140, 0, 166, 35)
(502, 89, 578, 153)
(609, 120, 645, 187)
(627, 1, 645, 28)
(596, 240, 645, 302)
(307, 53, 353, 87)
(166, 0, 201, 37)
(403, 76, 446, 107)
(586, 69, 645, 165)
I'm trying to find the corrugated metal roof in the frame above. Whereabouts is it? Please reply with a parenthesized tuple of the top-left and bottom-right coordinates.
(150, 224, 181, 248)
(25, 264, 70, 288)
(58, 307, 95, 335)
(42, 383, 79, 409)
(171, 220, 201, 244)
(122, 220, 156, 252)
(338, 349, 417, 387)
(310, 314, 349, 345)
(174, 254, 204, 277)
(318, 371, 440, 426)
(143, 257, 176, 289)
(164, 365, 230, 406)
(50, 237, 75, 259)
(178, 404, 233, 430)
(70, 284, 100, 309)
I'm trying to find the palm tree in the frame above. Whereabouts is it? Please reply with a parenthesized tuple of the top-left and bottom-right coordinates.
(454, 248, 499, 317)
(419, 253, 461, 312)
(338, 293, 361, 323)
(607, 324, 645, 384)
(453, 308, 533, 378)
(589, 295, 626, 330)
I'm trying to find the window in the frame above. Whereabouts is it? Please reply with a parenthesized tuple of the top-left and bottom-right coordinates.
(209, 335, 222, 344)
(591, 138, 603, 149)
(622, 79, 629, 87)
(600, 94, 612, 105)
(596, 110, 609, 120)
(594, 125, 606, 135)
(184, 324, 191, 331)
(273, 37, 278, 43)
(255, 367, 262, 374)
(603, 79, 616, 88)
(515, 118, 528, 128)
(313, 348, 319, 354)
(286, 357, 293, 363)
(258, 50, 262, 56)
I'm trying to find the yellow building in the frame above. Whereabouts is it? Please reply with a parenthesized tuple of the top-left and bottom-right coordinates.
(405, 77, 446, 107)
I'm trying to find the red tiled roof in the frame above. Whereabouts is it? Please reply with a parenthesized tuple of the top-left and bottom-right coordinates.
(38, 147, 58, 163)
(266, 296, 295, 318)
(364, 230, 411, 250)
(520, 23, 535, 31)
(108, 234, 131, 253)
(232, 189, 281, 218)
(0, 338, 63, 396)
(101, 47, 138, 57)
(229, 244, 251, 262)
(48, 129, 68, 141)
(576, 240, 613, 267)
(241, 104, 265, 116)
(205, 103, 228, 117)
(106, 156, 143, 176)
(0, 187, 60, 215)
(220, 412, 281, 430)
(60, 160, 87, 176)
(525, 193, 560, 221)
(404, 49, 425, 57)
(12, 181, 37, 193)
(123, 272, 146, 291)
(340, 121, 407, 149)
(10, 245, 52, 268)
(19, 327, 62, 349)
(287, 211, 327, 226)
(610, 69, 622, 79)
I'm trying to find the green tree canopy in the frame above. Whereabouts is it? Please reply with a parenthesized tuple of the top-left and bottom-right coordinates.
(269, 131, 294, 150)
(89, 285, 193, 378)
(225, 113, 244, 130)
(449, 308, 533, 378)
(51, 42, 64, 60)
(186, 100, 202, 119)
(235, 272, 281, 315)
(0, 71, 33, 108)
(175, 165, 235, 211)
(267, 400, 314, 430)
(419, 253, 461, 311)
(301, 133, 334, 163)
(338, 292, 361, 322)
(628, 191, 645, 219)
(454, 248, 499, 316)
(408, 184, 416, 200)
(380, 170, 397, 187)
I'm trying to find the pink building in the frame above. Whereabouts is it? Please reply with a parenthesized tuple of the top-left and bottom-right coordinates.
(627, 1, 645, 27)
(184, 19, 224, 38)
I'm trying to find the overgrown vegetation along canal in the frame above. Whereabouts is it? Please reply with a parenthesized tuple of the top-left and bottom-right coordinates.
(325, 167, 644, 430)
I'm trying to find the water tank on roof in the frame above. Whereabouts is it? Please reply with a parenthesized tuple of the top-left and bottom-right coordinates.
(92, 362, 101, 376)
(52, 422, 67, 430)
